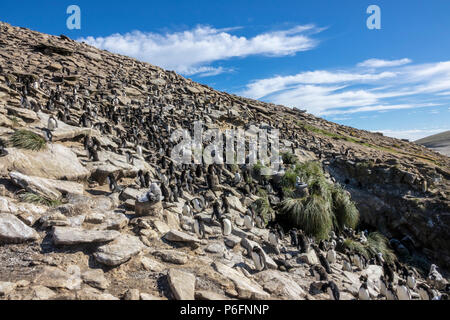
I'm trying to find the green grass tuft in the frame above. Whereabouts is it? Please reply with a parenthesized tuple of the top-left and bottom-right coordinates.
(332, 185, 359, 230)
(19, 192, 62, 207)
(10, 130, 46, 151)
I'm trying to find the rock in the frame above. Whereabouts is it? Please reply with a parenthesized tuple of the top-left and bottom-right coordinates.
(53, 226, 120, 245)
(226, 195, 246, 213)
(34, 266, 82, 290)
(9, 171, 84, 199)
(135, 200, 164, 217)
(0, 213, 39, 243)
(37, 112, 92, 141)
(212, 261, 270, 300)
(155, 250, 188, 265)
(164, 230, 200, 244)
(153, 220, 171, 234)
(140, 256, 165, 272)
(75, 287, 119, 300)
(297, 250, 319, 265)
(1, 143, 89, 181)
(94, 234, 145, 267)
(195, 290, 230, 300)
(124, 289, 140, 300)
(82, 269, 109, 290)
(205, 243, 226, 254)
(167, 268, 196, 300)
(224, 235, 241, 248)
(140, 293, 162, 300)
(31, 285, 56, 300)
(254, 270, 306, 300)
(0, 281, 16, 296)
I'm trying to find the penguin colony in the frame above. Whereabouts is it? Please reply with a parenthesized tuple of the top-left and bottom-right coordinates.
(0, 22, 448, 301)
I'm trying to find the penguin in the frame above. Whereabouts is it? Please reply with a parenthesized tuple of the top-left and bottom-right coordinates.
(407, 270, 416, 290)
(379, 275, 388, 297)
(87, 146, 100, 162)
(107, 173, 122, 193)
(126, 151, 134, 165)
(289, 229, 298, 247)
(342, 259, 352, 272)
(385, 283, 397, 300)
(251, 246, 267, 272)
(417, 283, 435, 300)
(268, 229, 279, 247)
(297, 230, 309, 253)
(358, 277, 371, 300)
(326, 247, 337, 264)
(0, 140, 8, 158)
(383, 262, 395, 284)
(44, 130, 53, 143)
(211, 201, 222, 221)
(322, 281, 340, 300)
(193, 215, 206, 239)
(244, 214, 254, 230)
(182, 203, 192, 216)
(311, 265, 328, 281)
(220, 216, 232, 236)
(396, 279, 411, 300)
(47, 116, 58, 131)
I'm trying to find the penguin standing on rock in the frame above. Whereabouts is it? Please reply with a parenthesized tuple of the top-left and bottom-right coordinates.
(251, 246, 267, 272)
(417, 283, 435, 300)
(0, 140, 8, 157)
(396, 279, 412, 300)
(322, 281, 340, 300)
(193, 215, 206, 239)
(47, 116, 58, 131)
(107, 173, 122, 193)
(297, 230, 309, 253)
(358, 276, 371, 300)
(220, 216, 232, 236)
(311, 265, 328, 281)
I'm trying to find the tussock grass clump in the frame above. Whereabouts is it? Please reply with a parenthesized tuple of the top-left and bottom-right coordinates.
(332, 186, 359, 230)
(278, 160, 360, 240)
(281, 152, 298, 165)
(253, 196, 274, 226)
(19, 192, 62, 207)
(10, 130, 46, 151)
(280, 195, 333, 240)
(343, 232, 396, 263)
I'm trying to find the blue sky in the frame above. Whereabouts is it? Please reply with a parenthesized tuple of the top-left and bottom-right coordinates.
(1, 0, 449, 140)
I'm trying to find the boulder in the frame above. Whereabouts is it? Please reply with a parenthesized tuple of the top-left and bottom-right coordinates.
(167, 268, 196, 300)
(0, 213, 39, 243)
(135, 200, 163, 217)
(94, 234, 145, 267)
(1, 143, 89, 181)
(164, 230, 200, 244)
(52, 226, 120, 245)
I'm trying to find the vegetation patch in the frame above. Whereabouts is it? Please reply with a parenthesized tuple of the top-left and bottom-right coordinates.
(10, 130, 46, 151)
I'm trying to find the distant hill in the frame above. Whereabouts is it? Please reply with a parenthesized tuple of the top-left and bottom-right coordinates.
(416, 131, 450, 157)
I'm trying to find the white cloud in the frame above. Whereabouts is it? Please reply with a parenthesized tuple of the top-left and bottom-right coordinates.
(241, 59, 450, 116)
(78, 25, 322, 76)
(357, 58, 412, 68)
(376, 128, 449, 141)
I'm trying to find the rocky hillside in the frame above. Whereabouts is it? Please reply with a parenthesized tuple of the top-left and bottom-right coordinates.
(416, 131, 450, 157)
(0, 21, 449, 300)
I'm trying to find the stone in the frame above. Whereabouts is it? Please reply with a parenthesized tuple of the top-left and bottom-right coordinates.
(124, 289, 140, 300)
(1, 143, 89, 181)
(140, 293, 162, 300)
(195, 290, 230, 300)
(155, 250, 188, 265)
(140, 256, 165, 272)
(31, 285, 56, 300)
(9, 171, 84, 200)
(167, 268, 196, 300)
(0, 213, 39, 243)
(164, 230, 200, 244)
(34, 266, 82, 290)
(297, 250, 319, 265)
(82, 269, 109, 290)
(212, 262, 270, 300)
(53, 226, 120, 245)
(0, 281, 16, 296)
(254, 270, 306, 300)
(94, 234, 145, 267)
(135, 200, 163, 217)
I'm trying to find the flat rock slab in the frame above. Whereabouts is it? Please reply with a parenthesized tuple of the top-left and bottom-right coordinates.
(167, 268, 195, 300)
(9, 171, 84, 199)
(94, 234, 145, 267)
(212, 261, 270, 300)
(82, 269, 110, 290)
(52, 226, 120, 245)
(164, 230, 200, 243)
(37, 112, 93, 141)
(154, 250, 188, 265)
(1, 143, 89, 181)
(0, 213, 39, 243)
(34, 266, 82, 290)
(254, 270, 306, 300)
